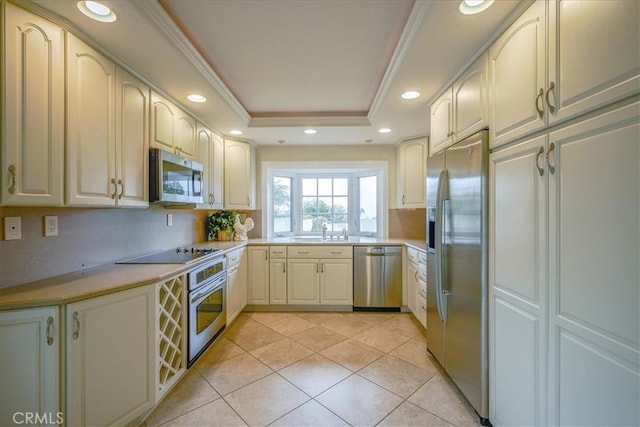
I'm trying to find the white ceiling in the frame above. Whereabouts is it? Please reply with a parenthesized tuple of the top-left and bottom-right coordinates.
(27, 0, 527, 146)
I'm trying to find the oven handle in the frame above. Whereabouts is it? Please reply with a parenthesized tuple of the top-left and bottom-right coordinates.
(191, 276, 225, 303)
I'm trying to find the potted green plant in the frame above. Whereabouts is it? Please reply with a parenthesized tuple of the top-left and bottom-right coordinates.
(207, 210, 237, 240)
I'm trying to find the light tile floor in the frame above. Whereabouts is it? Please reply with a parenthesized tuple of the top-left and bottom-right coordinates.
(143, 311, 480, 427)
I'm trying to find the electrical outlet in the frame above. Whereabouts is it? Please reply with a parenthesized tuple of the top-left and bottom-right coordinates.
(4, 217, 22, 240)
(44, 216, 58, 236)
(167, 214, 173, 226)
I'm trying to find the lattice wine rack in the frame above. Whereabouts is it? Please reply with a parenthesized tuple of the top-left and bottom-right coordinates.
(156, 274, 186, 396)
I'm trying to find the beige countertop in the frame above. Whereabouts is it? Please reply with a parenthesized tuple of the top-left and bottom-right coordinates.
(0, 238, 426, 311)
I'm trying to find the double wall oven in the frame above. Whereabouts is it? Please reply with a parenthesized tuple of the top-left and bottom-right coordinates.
(117, 247, 226, 366)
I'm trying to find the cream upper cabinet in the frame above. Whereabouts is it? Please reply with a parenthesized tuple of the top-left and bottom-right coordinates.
(547, 0, 639, 124)
(67, 34, 148, 207)
(224, 139, 255, 209)
(397, 137, 427, 208)
(0, 306, 60, 426)
(489, 0, 546, 149)
(150, 92, 196, 159)
(429, 90, 453, 154)
(2, 3, 64, 206)
(452, 52, 488, 141)
(66, 285, 156, 427)
(247, 246, 269, 305)
(197, 126, 224, 209)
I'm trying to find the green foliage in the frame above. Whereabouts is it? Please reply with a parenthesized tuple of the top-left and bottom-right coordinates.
(207, 210, 237, 236)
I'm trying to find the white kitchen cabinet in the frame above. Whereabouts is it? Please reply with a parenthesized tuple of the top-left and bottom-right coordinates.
(197, 126, 224, 209)
(224, 139, 255, 209)
(0, 306, 60, 426)
(247, 246, 268, 305)
(489, 102, 640, 426)
(66, 285, 156, 427)
(67, 33, 149, 207)
(397, 137, 427, 208)
(406, 246, 426, 326)
(429, 90, 453, 154)
(227, 248, 248, 323)
(150, 92, 196, 159)
(269, 246, 287, 304)
(416, 293, 426, 329)
(2, 3, 64, 206)
(319, 259, 353, 305)
(406, 253, 419, 316)
(287, 259, 321, 304)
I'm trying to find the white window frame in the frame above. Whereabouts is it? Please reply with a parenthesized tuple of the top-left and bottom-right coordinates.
(263, 161, 388, 238)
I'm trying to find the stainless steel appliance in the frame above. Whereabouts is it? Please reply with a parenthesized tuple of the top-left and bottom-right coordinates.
(426, 129, 489, 425)
(149, 148, 204, 205)
(353, 246, 402, 310)
(187, 254, 226, 366)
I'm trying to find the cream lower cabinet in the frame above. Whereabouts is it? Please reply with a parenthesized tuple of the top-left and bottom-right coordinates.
(319, 259, 353, 305)
(227, 248, 248, 324)
(2, 3, 64, 206)
(269, 246, 287, 304)
(66, 285, 156, 426)
(247, 247, 268, 305)
(489, 102, 640, 426)
(287, 259, 320, 304)
(0, 307, 60, 426)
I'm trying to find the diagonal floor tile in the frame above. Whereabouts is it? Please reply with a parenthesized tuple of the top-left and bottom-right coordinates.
(250, 338, 313, 371)
(320, 339, 385, 371)
(265, 315, 316, 336)
(194, 337, 246, 371)
(199, 353, 272, 396)
(316, 315, 374, 337)
(278, 354, 352, 397)
(378, 401, 454, 427)
(244, 312, 294, 325)
(379, 314, 425, 339)
(225, 322, 285, 352)
(289, 325, 347, 352)
(353, 326, 411, 353)
(161, 398, 247, 427)
(224, 373, 309, 426)
(390, 338, 441, 372)
(358, 354, 434, 398)
(316, 374, 403, 426)
(269, 400, 349, 427)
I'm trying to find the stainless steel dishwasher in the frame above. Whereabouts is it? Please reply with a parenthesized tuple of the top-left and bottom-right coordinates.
(353, 246, 402, 310)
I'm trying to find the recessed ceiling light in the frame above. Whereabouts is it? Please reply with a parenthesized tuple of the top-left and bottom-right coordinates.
(378, 128, 392, 134)
(77, 1, 117, 23)
(229, 130, 243, 135)
(187, 94, 207, 103)
(304, 129, 317, 135)
(459, 0, 494, 15)
(401, 91, 421, 100)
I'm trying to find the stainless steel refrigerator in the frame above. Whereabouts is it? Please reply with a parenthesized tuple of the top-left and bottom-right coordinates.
(426, 129, 489, 425)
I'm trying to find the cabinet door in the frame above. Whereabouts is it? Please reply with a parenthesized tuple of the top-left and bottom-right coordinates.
(211, 133, 225, 209)
(66, 34, 116, 206)
(489, 134, 548, 426)
(66, 285, 156, 426)
(320, 259, 353, 305)
(416, 293, 427, 329)
(175, 109, 196, 158)
(397, 138, 427, 208)
(247, 247, 269, 304)
(429, 89, 453, 154)
(226, 264, 242, 324)
(489, 0, 546, 149)
(548, 0, 639, 125)
(224, 139, 253, 209)
(0, 307, 59, 426)
(3, 4, 64, 206)
(151, 92, 175, 152)
(269, 259, 287, 304)
(196, 126, 213, 208)
(287, 259, 320, 304)
(115, 67, 149, 207)
(453, 52, 488, 141)
(547, 103, 639, 426)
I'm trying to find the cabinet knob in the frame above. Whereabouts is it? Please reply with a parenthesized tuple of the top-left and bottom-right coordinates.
(535, 88, 544, 118)
(7, 165, 16, 194)
(535, 146, 545, 177)
(546, 142, 556, 174)
(110, 178, 118, 199)
(117, 179, 124, 199)
(72, 312, 80, 340)
(546, 82, 556, 113)
(46, 316, 55, 346)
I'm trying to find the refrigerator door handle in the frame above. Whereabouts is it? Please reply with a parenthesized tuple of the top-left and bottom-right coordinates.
(435, 169, 449, 324)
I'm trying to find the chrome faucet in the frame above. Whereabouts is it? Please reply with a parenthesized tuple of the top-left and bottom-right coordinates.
(322, 223, 328, 241)
(342, 228, 348, 241)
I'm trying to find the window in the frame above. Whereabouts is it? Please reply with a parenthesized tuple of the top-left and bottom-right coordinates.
(267, 163, 386, 237)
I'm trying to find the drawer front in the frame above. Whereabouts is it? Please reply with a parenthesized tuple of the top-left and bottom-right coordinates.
(226, 249, 241, 267)
(407, 247, 419, 264)
(418, 250, 426, 264)
(269, 246, 287, 258)
(287, 246, 352, 259)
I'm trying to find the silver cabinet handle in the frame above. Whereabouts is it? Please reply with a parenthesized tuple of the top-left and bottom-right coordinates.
(72, 312, 80, 340)
(316, 263, 319, 273)
(402, 195, 405, 205)
(247, 197, 250, 206)
(117, 179, 124, 199)
(320, 263, 324, 273)
(8, 165, 16, 194)
(46, 316, 55, 346)
(282, 263, 286, 273)
(265, 251, 268, 260)
(212, 194, 216, 204)
(110, 178, 117, 199)
(546, 82, 556, 113)
(535, 146, 545, 176)
(547, 142, 556, 174)
(535, 88, 544, 117)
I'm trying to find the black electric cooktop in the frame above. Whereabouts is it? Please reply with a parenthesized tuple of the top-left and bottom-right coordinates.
(117, 247, 221, 265)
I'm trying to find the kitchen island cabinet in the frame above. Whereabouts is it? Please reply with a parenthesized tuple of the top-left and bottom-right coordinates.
(0, 306, 60, 426)
(65, 284, 156, 426)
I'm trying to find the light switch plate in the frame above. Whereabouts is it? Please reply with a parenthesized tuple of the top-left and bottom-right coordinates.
(4, 217, 22, 240)
(44, 216, 58, 236)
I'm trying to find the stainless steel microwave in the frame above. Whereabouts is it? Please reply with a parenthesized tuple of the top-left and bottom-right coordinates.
(149, 148, 204, 205)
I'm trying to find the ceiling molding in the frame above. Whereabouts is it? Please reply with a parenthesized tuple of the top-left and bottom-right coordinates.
(248, 116, 371, 128)
(368, 0, 433, 120)
(133, 0, 251, 124)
